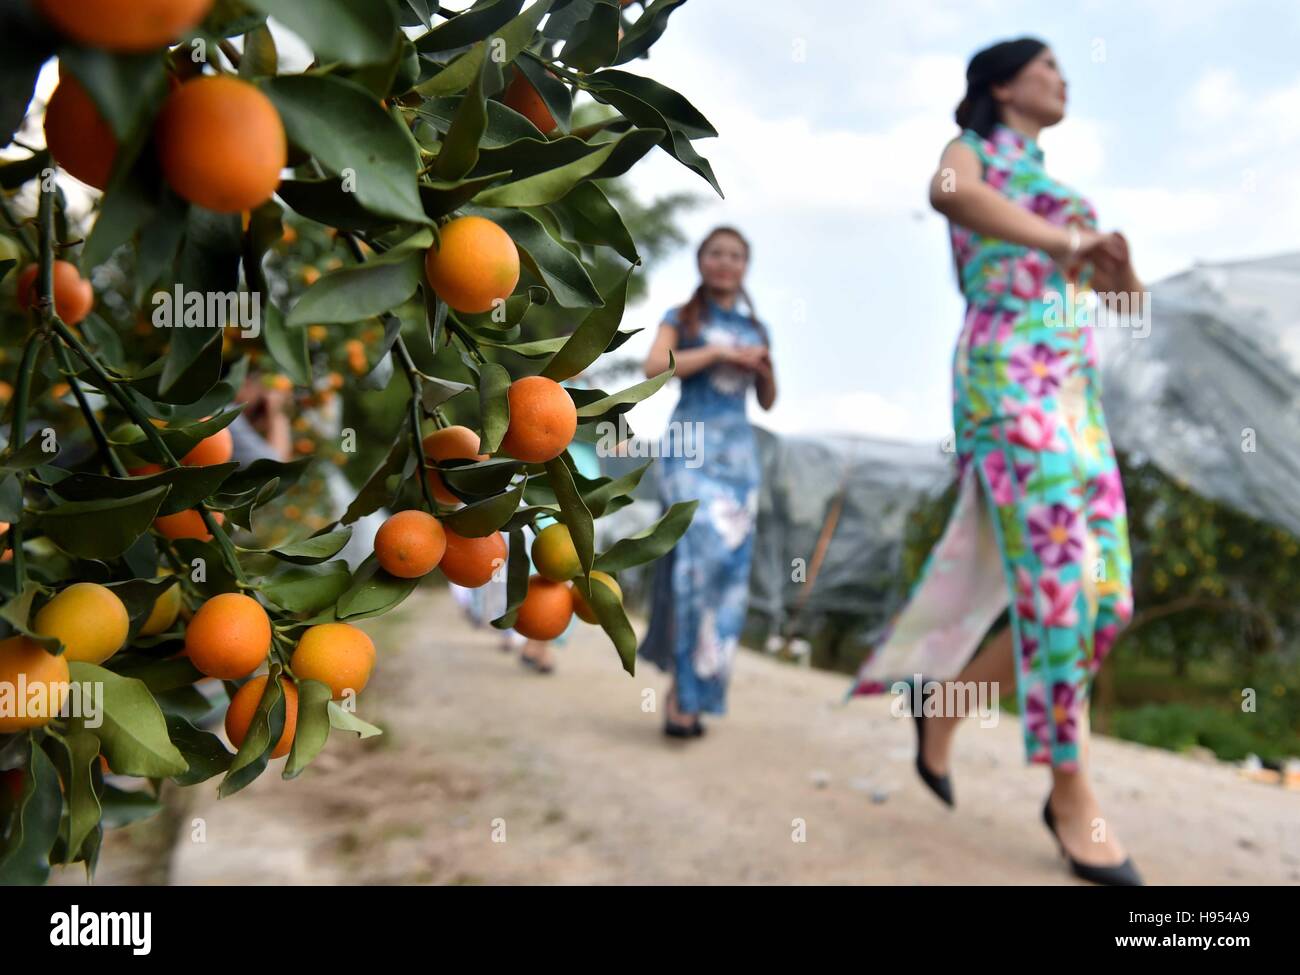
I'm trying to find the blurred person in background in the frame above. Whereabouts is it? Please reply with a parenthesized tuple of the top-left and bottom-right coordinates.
(638, 226, 777, 738)
(849, 38, 1146, 885)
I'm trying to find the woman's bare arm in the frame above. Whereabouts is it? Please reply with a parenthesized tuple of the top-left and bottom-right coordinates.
(929, 140, 1076, 259)
(643, 322, 727, 379)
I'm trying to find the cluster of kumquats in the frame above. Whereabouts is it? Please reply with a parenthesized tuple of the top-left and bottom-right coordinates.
(2, 0, 713, 882)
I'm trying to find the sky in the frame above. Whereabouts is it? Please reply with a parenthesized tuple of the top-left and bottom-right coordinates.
(612, 0, 1300, 446)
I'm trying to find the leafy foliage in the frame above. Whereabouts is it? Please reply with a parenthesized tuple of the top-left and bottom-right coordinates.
(0, 0, 712, 883)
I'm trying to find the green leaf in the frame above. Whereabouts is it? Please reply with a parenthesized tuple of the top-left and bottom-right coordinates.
(542, 266, 632, 381)
(262, 302, 312, 387)
(37, 485, 169, 560)
(267, 528, 354, 565)
(286, 250, 424, 327)
(613, 0, 689, 65)
(470, 206, 601, 308)
(432, 48, 490, 181)
(0, 741, 62, 886)
(557, 0, 620, 71)
(585, 570, 637, 674)
(416, 0, 553, 97)
(442, 479, 524, 537)
(595, 499, 698, 572)
(477, 361, 512, 454)
(262, 561, 353, 614)
(284, 679, 333, 779)
(545, 181, 639, 263)
(419, 170, 514, 220)
(545, 455, 595, 576)
(277, 179, 398, 232)
(575, 351, 674, 419)
(327, 701, 383, 738)
(52, 464, 238, 516)
(239, 22, 278, 78)
(219, 667, 287, 797)
(472, 127, 658, 207)
(585, 70, 721, 195)
(242, 0, 399, 66)
(490, 526, 530, 628)
(414, 0, 524, 54)
(47, 730, 102, 863)
(166, 715, 233, 786)
(98, 785, 163, 829)
(264, 74, 428, 225)
(342, 425, 411, 524)
(67, 662, 189, 778)
(334, 553, 419, 619)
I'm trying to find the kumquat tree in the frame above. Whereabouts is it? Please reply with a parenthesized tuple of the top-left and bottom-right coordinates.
(0, 0, 712, 884)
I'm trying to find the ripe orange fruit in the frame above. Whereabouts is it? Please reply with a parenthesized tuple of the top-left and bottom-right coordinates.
(439, 528, 506, 588)
(0, 636, 69, 732)
(499, 376, 577, 463)
(184, 592, 271, 680)
(182, 428, 233, 467)
(513, 574, 574, 640)
(374, 509, 446, 578)
(225, 675, 298, 759)
(35, 0, 213, 51)
(531, 523, 580, 581)
(571, 571, 622, 624)
(17, 261, 94, 326)
(345, 338, 367, 376)
(155, 75, 286, 213)
(32, 582, 130, 665)
(139, 579, 182, 637)
(502, 68, 557, 134)
(424, 216, 519, 313)
(154, 508, 222, 541)
(289, 622, 376, 700)
(422, 425, 487, 505)
(45, 72, 117, 190)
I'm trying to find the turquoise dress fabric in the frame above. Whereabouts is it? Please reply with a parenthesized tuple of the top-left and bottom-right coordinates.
(639, 300, 768, 714)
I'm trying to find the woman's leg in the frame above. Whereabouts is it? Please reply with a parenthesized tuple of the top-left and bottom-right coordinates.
(1047, 710, 1129, 865)
(920, 625, 1014, 775)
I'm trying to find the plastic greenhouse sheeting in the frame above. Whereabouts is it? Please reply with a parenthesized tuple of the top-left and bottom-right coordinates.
(1097, 251, 1300, 538)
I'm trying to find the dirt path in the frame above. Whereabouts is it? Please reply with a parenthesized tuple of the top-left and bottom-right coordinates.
(63, 587, 1300, 885)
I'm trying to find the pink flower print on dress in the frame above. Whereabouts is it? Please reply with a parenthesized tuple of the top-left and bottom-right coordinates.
(967, 306, 1018, 348)
(1015, 565, 1038, 622)
(1010, 250, 1051, 299)
(986, 167, 1010, 191)
(1088, 468, 1127, 521)
(1008, 342, 1069, 397)
(1036, 570, 1081, 629)
(1028, 503, 1085, 570)
(981, 449, 1033, 505)
(1002, 396, 1066, 452)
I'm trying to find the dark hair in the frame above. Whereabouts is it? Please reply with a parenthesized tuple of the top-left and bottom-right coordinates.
(677, 226, 768, 345)
(955, 37, 1047, 139)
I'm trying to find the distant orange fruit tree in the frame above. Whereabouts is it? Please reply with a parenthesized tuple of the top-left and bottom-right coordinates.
(0, 0, 707, 884)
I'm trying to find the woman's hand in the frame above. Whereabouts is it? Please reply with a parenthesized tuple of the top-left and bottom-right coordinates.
(717, 345, 770, 371)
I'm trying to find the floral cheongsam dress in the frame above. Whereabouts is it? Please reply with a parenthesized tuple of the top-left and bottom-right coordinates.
(639, 299, 768, 715)
(850, 123, 1134, 770)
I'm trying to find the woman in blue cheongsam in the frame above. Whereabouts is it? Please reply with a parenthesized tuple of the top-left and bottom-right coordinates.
(639, 226, 777, 738)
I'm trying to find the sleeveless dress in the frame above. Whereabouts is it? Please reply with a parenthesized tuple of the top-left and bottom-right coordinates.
(639, 299, 767, 715)
(849, 123, 1134, 771)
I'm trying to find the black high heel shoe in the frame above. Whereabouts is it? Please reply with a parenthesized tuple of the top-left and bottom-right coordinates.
(1042, 799, 1144, 886)
(911, 710, 954, 808)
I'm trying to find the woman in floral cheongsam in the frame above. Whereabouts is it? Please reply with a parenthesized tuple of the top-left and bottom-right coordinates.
(639, 227, 777, 738)
(850, 39, 1147, 885)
